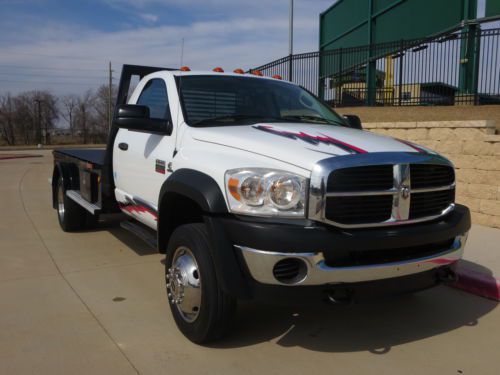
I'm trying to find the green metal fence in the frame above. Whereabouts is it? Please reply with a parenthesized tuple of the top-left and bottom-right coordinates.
(251, 27, 500, 107)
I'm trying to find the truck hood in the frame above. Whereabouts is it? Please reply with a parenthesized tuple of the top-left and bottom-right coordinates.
(191, 123, 428, 171)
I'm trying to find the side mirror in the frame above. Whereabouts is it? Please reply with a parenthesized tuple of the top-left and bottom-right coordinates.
(343, 115, 363, 130)
(116, 105, 173, 135)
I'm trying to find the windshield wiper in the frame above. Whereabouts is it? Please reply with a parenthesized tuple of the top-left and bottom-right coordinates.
(191, 114, 301, 127)
(192, 114, 266, 126)
(190, 114, 343, 127)
(280, 115, 343, 125)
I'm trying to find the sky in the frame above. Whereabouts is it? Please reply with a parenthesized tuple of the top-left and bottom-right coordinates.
(0, 0, 334, 95)
(0, 0, 495, 97)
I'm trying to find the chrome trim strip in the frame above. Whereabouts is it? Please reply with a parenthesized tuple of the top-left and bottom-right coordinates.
(311, 203, 455, 229)
(392, 163, 411, 221)
(326, 183, 456, 197)
(236, 232, 467, 286)
(411, 183, 456, 193)
(66, 190, 101, 214)
(325, 183, 456, 198)
(326, 189, 397, 197)
(308, 152, 455, 229)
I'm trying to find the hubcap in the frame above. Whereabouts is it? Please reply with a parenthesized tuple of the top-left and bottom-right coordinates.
(57, 183, 65, 222)
(166, 246, 201, 322)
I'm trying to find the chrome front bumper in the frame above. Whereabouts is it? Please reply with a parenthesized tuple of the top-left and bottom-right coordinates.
(236, 233, 468, 286)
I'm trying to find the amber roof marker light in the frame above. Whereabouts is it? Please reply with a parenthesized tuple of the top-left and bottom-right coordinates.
(213, 67, 224, 73)
(233, 68, 245, 74)
(180, 66, 191, 71)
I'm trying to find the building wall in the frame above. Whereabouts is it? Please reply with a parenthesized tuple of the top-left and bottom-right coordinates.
(335, 105, 500, 127)
(364, 120, 500, 228)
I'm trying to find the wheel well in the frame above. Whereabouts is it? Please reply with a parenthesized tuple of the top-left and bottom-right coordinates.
(158, 192, 205, 253)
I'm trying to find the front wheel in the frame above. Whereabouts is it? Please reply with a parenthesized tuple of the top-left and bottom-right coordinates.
(165, 223, 236, 344)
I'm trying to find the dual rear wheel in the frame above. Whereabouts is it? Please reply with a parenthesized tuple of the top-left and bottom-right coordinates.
(55, 177, 97, 232)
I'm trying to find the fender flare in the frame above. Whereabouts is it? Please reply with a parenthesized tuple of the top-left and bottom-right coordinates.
(158, 168, 228, 214)
(157, 169, 250, 298)
(157, 168, 228, 250)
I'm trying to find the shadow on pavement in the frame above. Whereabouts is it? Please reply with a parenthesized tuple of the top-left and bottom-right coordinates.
(86, 216, 498, 353)
(213, 286, 497, 353)
(84, 216, 158, 256)
(458, 259, 495, 276)
(107, 226, 158, 256)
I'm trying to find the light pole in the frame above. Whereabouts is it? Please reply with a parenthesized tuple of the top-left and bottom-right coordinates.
(289, 0, 294, 56)
(288, 0, 294, 81)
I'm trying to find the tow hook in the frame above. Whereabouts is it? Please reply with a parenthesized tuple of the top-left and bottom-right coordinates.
(437, 268, 458, 284)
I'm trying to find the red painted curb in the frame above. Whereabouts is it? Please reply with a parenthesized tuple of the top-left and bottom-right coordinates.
(451, 265, 500, 301)
(0, 154, 43, 160)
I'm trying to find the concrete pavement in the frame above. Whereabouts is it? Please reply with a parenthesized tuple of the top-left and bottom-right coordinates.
(0, 150, 499, 375)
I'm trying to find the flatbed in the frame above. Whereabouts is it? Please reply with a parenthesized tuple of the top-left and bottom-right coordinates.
(54, 149, 105, 166)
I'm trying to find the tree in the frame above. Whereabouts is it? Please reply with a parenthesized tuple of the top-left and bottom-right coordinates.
(74, 90, 94, 144)
(61, 95, 79, 137)
(7, 91, 58, 145)
(92, 84, 117, 142)
(0, 94, 15, 145)
(12, 92, 36, 145)
(38, 91, 58, 145)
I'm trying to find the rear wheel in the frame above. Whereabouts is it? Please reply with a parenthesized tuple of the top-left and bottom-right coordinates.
(56, 178, 92, 232)
(165, 223, 236, 344)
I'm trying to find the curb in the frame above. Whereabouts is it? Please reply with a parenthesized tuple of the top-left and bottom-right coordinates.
(0, 154, 43, 160)
(451, 263, 500, 301)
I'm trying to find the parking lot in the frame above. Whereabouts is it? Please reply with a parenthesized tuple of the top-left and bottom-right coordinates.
(1, 150, 499, 375)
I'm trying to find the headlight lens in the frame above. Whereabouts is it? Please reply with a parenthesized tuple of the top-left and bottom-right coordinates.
(269, 175, 302, 209)
(225, 168, 307, 217)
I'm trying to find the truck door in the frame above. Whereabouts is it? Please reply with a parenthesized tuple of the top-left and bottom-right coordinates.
(113, 76, 176, 229)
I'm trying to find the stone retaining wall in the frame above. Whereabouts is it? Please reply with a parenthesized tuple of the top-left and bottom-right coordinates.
(364, 120, 500, 229)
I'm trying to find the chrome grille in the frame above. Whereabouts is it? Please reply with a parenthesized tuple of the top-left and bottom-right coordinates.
(410, 189, 456, 219)
(325, 195, 393, 224)
(327, 165, 393, 192)
(410, 164, 455, 189)
(308, 153, 455, 228)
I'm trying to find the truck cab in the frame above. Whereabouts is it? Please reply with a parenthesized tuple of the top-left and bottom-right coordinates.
(52, 65, 471, 343)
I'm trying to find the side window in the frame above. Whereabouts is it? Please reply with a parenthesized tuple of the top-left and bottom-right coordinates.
(137, 79, 170, 120)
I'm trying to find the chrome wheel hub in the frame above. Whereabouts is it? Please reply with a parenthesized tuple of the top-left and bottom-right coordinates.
(57, 184, 65, 222)
(166, 246, 201, 323)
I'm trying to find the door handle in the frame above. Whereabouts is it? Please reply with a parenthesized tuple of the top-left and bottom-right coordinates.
(118, 142, 128, 151)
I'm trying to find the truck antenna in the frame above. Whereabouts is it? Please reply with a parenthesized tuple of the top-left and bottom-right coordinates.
(173, 38, 185, 158)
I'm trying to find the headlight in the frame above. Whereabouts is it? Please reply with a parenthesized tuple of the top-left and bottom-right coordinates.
(225, 168, 307, 217)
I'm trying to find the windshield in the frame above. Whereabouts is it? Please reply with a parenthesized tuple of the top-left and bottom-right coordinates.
(177, 75, 347, 127)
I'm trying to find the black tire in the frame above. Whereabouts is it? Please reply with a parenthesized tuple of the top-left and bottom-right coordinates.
(84, 210, 99, 229)
(165, 223, 236, 344)
(56, 178, 90, 232)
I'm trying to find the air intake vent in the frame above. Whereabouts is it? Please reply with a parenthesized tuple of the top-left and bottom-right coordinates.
(272, 258, 307, 284)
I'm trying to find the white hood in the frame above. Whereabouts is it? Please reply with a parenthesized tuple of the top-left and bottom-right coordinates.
(191, 123, 426, 171)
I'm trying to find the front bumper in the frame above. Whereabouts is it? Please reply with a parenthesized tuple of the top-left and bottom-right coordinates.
(236, 233, 467, 286)
(205, 204, 471, 300)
